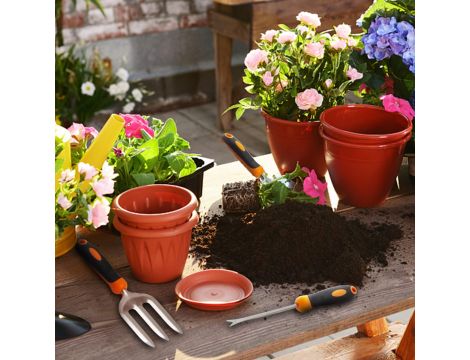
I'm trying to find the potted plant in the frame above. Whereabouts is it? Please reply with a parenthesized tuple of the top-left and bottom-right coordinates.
(107, 114, 213, 199)
(55, 123, 119, 257)
(349, 0, 415, 179)
(226, 12, 364, 176)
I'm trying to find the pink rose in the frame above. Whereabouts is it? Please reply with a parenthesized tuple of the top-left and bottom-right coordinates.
(57, 193, 72, 210)
(278, 31, 297, 44)
(275, 80, 288, 92)
(120, 113, 155, 138)
(302, 167, 327, 205)
(381, 94, 415, 121)
(262, 71, 274, 86)
(91, 177, 115, 197)
(296, 25, 309, 34)
(304, 42, 324, 58)
(77, 162, 99, 181)
(296, 12, 321, 28)
(261, 30, 277, 42)
(330, 37, 347, 50)
(346, 66, 363, 82)
(347, 37, 358, 47)
(244, 49, 269, 72)
(324, 79, 333, 88)
(335, 24, 351, 39)
(87, 198, 111, 228)
(295, 88, 323, 110)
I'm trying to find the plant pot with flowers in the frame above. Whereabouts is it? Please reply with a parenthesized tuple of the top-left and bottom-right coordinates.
(350, 0, 415, 181)
(227, 12, 365, 176)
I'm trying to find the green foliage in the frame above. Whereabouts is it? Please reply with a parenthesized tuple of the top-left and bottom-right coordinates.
(108, 117, 198, 195)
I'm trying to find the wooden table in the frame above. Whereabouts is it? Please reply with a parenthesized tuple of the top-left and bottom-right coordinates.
(209, 0, 371, 130)
(56, 155, 415, 359)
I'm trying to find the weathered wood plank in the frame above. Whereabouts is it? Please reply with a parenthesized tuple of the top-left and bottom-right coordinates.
(251, 0, 370, 44)
(209, 10, 251, 42)
(396, 311, 415, 360)
(277, 322, 406, 360)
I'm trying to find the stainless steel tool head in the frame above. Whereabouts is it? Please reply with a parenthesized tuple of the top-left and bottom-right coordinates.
(119, 289, 183, 348)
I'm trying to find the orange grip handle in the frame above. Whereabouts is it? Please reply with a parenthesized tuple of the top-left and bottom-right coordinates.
(222, 133, 265, 178)
(75, 239, 128, 295)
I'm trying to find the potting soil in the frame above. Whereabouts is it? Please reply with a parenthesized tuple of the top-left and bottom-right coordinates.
(190, 201, 403, 286)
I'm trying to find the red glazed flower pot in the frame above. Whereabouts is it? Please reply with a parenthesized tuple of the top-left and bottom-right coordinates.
(320, 104, 412, 145)
(319, 126, 411, 208)
(262, 110, 327, 176)
(112, 184, 198, 230)
(113, 211, 199, 283)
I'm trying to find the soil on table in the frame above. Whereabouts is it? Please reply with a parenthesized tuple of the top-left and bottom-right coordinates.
(191, 201, 403, 287)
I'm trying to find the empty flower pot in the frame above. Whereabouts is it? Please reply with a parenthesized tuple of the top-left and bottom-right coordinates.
(320, 104, 412, 145)
(262, 110, 327, 177)
(113, 211, 199, 283)
(112, 184, 198, 230)
(319, 126, 411, 208)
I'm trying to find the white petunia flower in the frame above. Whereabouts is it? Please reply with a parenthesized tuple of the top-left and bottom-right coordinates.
(122, 102, 135, 113)
(81, 81, 96, 96)
(131, 88, 143, 102)
(116, 68, 129, 81)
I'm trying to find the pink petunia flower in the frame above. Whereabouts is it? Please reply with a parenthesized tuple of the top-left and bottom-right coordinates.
(120, 113, 155, 138)
(295, 88, 323, 110)
(84, 126, 98, 139)
(302, 167, 327, 205)
(87, 198, 111, 228)
(346, 66, 363, 82)
(57, 193, 72, 210)
(77, 162, 98, 181)
(262, 71, 274, 86)
(261, 29, 277, 42)
(304, 42, 325, 58)
(381, 94, 415, 121)
(296, 12, 321, 28)
(244, 49, 269, 72)
(91, 177, 115, 197)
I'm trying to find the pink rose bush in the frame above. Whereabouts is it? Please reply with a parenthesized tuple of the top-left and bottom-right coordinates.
(227, 12, 362, 122)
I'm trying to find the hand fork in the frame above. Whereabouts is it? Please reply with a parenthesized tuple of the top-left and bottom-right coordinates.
(76, 239, 183, 348)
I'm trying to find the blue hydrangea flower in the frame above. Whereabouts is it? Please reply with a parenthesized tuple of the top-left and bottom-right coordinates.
(361, 16, 415, 73)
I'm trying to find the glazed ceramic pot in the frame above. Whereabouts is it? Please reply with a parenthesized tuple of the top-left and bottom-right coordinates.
(262, 110, 327, 177)
(320, 105, 412, 145)
(114, 211, 199, 283)
(55, 226, 76, 258)
(319, 126, 411, 208)
(112, 184, 198, 230)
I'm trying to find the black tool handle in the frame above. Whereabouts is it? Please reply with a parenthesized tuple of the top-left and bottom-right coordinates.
(222, 133, 265, 178)
(75, 239, 128, 295)
(294, 285, 357, 313)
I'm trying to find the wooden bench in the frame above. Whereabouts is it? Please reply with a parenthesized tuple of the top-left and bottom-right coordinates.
(208, 0, 371, 130)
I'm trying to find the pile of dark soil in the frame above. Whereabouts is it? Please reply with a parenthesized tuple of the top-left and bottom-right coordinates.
(191, 201, 403, 286)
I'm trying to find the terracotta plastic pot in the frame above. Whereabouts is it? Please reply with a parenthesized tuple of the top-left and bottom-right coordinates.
(262, 110, 327, 176)
(319, 126, 411, 208)
(320, 104, 412, 145)
(113, 211, 199, 283)
(112, 184, 198, 230)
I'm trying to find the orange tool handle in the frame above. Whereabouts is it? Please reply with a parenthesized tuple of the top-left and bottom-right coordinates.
(222, 133, 265, 178)
(75, 239, 128, 295)
(294, 285, 358, 313)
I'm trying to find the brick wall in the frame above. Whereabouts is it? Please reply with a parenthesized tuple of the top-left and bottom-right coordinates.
(61, 0, 213, 44)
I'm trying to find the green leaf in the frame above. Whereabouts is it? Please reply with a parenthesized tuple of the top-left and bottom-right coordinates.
(278, 24, 291, 31)
(235, 107, 245, 120)
(138, 138, 160, 169)
(271, 181, 290, 205)
(141, 129, 153, 141)
(223, 103, 241, 115)
(165, 152, 197, 179)
(131, 173, 155, 187)
(155, 118, 177, 140)
(158, 133, 175, 152)
(55, 158, 64, 174)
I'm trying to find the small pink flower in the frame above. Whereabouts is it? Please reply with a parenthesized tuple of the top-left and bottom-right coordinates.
(87, 198, 111, 228)
(335, 24, 351, 39)
(77, 162, 98, 181)
(57, 193, 72, 210)
(275, 80, 288, 92)
(295, 88, 323, 111)
(67, 123, 86, 144)
(358, 83, 368, 92)
(59, 169, 75, 183)
(330, 37, 347, 50)
(120, 113, 155, 138)
(91, 177, 115, 197)
(278, 31, 297, 44)
(296, 12, 321, 28)
(101, 161, 118, 180)
(84, 126, 98, 139)
(113, 147, 123, 157)
(302, 167, 327, 205)
(304, 42, 324, 58)
(381, 94, 415, 121)
(262, 71, 274, 86)
(347, 37, 358, 47)
(244, 49, 269, 72)
(324, 79, 333, 88)
(346, 66, 363, 81)
(261, 29, 277, 42)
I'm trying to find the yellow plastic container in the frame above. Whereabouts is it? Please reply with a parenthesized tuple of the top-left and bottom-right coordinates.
(55, 226, 77, 258)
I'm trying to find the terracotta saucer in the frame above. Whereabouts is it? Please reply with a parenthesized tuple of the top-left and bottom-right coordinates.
(175, 269, 253, 311)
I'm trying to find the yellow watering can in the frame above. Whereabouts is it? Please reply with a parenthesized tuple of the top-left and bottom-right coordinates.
(55, 114, 125, 257)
